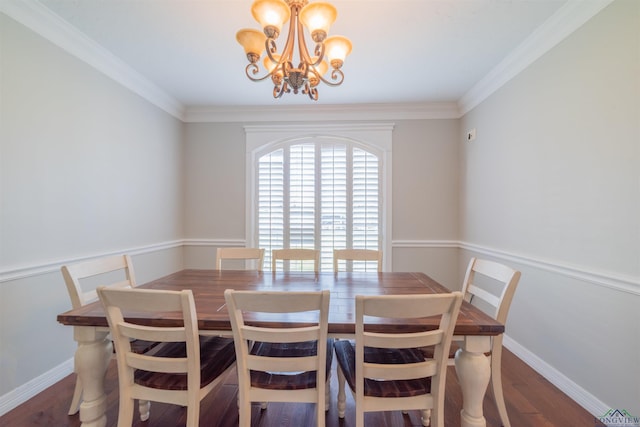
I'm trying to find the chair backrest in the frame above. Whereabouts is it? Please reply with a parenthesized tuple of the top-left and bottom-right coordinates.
(461, 257, 521, 325)
(333, 249, 382, 272)
(355, 292, 462, 423)
(216, 247, 265, 271)
(224, 289, 330, 404)
(271, 248, 320, 273)
(61, 254, 136, 309)
(98, 287, 202, 399)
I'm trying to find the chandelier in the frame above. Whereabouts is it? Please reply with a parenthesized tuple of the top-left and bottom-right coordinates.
(236, 0, 352, 100)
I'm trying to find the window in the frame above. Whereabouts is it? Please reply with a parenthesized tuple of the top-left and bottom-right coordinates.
(257, 139, 380, 271)
(245, 123, 393, 272)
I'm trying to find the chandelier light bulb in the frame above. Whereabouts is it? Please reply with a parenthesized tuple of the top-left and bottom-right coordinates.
(299, 2, 337, 42)
(236, 28, 267, 63)
(324, 35, 352, 68)
(252, 0, 291, 38)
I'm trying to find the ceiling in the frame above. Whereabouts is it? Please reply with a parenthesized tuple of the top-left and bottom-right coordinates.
(31, 0, 572, 109)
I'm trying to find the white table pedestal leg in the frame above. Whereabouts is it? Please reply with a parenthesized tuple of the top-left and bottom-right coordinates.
(455, 345, 491, 427)
(74, 327, 112, 427)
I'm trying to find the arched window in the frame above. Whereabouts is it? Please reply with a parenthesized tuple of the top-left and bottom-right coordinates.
(245, 124, 393, 272)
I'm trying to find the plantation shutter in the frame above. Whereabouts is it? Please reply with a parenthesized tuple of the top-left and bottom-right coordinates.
(258, 139, 380, 272)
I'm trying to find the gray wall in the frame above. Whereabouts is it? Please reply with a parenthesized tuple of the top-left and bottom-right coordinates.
(460, 0, 639, 412)
(0, 13, 185, 396)
(182, 119, 461, 287)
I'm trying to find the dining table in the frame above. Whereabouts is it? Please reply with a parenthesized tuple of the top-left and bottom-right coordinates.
(57, 269, 503, 427)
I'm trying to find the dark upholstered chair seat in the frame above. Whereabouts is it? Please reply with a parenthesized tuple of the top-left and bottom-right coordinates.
(334, 340, 431, 398)
(135, 336, 236, 390)
(249, 339, 334, 390)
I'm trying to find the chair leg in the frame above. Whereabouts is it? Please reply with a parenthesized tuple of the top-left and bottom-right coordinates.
(421, 409, 431, 426)
(318, 387, 326, 426)
(239, 396, 252, 427)
(325, 378, 330, 411)
(355, 406, 364, 427)
(138, 399, 150, 421)
(67, 377, 83, 415)
(186, 401, 200, 427)
(116, 397, 135, 427)
(490, 352, 511, 427)
(337, 367, 346, 418)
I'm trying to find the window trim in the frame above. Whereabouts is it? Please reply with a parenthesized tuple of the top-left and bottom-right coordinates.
(245, 123, 394, 271)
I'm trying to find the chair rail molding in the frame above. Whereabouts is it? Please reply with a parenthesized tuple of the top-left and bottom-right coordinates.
(0, 240, 183, 283)
(460, 241, 640, 296)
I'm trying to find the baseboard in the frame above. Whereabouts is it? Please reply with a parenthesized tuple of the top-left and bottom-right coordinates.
(0, 358, 74, 416)
(503, 335, 610, 417)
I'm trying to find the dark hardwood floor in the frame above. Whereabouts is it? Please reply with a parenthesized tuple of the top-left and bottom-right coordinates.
(1, 348, 603, 427)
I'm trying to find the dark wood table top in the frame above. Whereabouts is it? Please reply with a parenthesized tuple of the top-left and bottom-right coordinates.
(57, 269, 504, 336)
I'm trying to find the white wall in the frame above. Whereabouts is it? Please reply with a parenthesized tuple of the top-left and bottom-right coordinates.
(0, 13, 185, 397)
(460, 0, 639, 413)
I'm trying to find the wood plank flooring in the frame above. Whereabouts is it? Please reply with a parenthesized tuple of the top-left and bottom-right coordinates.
(1, 348, 603, 427)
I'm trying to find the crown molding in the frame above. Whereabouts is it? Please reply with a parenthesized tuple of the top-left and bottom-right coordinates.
(3, 0, 613, 123)
(458, 0, 614, 116)
(183, 102, 461, 123)
(1, 0, 185, 120)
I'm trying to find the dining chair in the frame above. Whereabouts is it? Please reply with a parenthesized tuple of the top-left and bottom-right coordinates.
(215, 247, 265, 271)
(224, 289, 332, 427)
(333, 249, 382, 272)
(422, 257, 521, 427)
(334, 291, 463, 427)
(98, 287, 236, 427)
(61, 254, 160, 416)
(271, 248, 320, 272)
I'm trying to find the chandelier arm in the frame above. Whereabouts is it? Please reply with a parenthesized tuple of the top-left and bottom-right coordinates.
(267, 7, 296, 67)
(273, 83, 285, 98)
(244, 63, 276, 82)
(295, 13, 317, 67)
(316, 68, 345, 86)
(302, 82, 319, 101)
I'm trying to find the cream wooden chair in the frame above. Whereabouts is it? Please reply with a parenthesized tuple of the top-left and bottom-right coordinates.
(98, 287, 236, 427)
(271, 248, 320, 272)
(333, 249, 382, 272)
(421, 257, 521, 427)
(460, 258, 521, 427)
(215, 247, 265, 271)
(334, 292, 463, 427)
(61, 254, 159, 416)
(224, 289, 331, 427)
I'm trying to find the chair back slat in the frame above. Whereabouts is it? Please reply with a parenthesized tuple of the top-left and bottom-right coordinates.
(365, 360, 438, 381)
(462, 257, 521, 324)
(62, 254, 136, 308)
(333, 249, 382, 272)
(243, 326, 321, 343)
(216, 247, 265, 271)
(271, 249, 320, 272)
